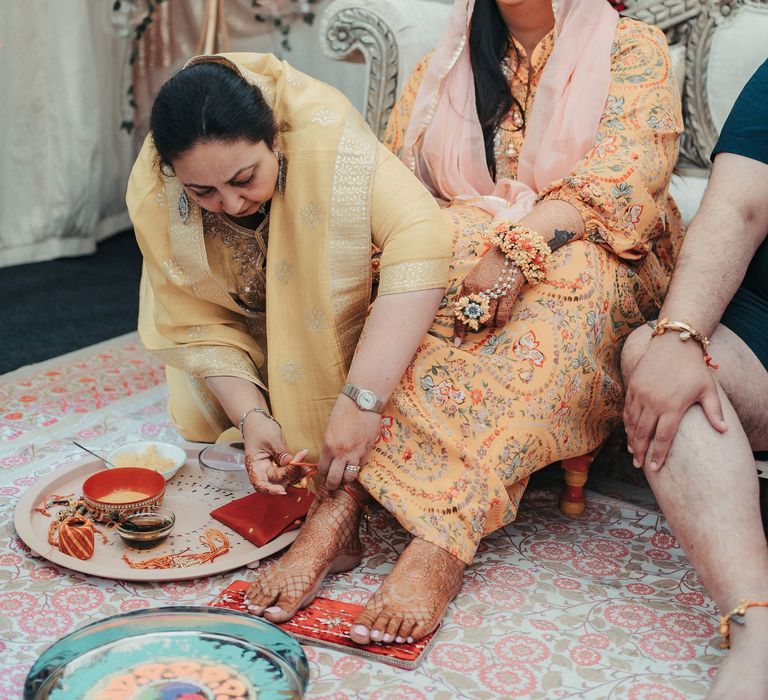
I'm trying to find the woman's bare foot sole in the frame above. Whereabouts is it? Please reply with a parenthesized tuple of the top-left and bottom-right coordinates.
(244, 488, 363, 623)
(349, 537, 465, 645)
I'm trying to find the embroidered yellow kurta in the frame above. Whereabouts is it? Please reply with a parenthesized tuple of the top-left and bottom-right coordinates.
(359, 19, 684, 563)
(127, 54, 451, 451)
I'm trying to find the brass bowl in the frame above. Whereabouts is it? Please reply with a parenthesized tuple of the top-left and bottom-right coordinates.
(81, 467, 166, 523)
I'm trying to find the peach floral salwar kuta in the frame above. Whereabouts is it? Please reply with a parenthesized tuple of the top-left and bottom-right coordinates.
(359, 16, 684, 564)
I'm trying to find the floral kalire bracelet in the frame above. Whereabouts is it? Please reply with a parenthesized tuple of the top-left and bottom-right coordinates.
(454, 223, 554, 330)
(490, 222, 553, 285)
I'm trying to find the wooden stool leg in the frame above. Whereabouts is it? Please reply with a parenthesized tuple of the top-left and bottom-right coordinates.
(560, 453, 595, 515)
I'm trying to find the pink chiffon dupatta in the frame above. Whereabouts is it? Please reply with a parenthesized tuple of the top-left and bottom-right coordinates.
(402, 0, 619, 222)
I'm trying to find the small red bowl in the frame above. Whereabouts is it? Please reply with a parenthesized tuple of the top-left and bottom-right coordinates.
(82, 467, 166, 523)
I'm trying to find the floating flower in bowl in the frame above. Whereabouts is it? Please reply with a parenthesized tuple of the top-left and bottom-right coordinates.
(106, 441, 187, 481)
(82, 467, 166, 524)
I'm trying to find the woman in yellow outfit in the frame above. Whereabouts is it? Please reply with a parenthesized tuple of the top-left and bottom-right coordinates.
(129, 52, 451, 499)
(242, 0, 683, 647)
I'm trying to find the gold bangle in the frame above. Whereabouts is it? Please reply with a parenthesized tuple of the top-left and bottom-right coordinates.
(490, 222, 553, 285)
(650, 318, 719, 369)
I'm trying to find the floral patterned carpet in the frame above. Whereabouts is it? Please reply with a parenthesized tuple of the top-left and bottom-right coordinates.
(1, 334, 723, 699)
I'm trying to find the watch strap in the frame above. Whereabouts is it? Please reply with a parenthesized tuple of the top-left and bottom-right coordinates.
(342, 383, 385, 413)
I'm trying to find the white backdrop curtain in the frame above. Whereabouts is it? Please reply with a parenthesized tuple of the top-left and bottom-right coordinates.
(0, 0, 370, 268)
(0, 1, 134, 268)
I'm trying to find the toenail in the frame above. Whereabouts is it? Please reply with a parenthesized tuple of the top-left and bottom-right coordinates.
(352, 625, 369, 637)
(265, 606, 283, 614)
(382, 633, 394, 643)
(407, 636, 414, 643)
(370, 630, 382, 640)
(395, 636, 405, 643)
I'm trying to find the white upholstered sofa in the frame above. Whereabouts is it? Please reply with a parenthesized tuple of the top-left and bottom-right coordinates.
(318, 0, 768, 511)
(319, 0, 768, 225)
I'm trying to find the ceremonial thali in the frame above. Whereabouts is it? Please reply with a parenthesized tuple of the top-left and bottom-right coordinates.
(13, 447, 298, 582)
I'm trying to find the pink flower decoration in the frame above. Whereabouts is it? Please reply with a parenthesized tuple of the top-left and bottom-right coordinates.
(529, 541, 577, 561)
(659, 611, 715, 638)
(432, 643, 486, 671)
(371, 690, 427, 700)
(484, 564, 535, 589)
(553, 577, 581, 590)
(579, 632, 610, 649)
(120, 598, 150, 612)
(572, 555, 621, 578)
(628, 684, 686, 700)
(30, 566, 60, 581)
(608, 528, 634, 539)
(675, 591, 705, 606)
(570, 644, 601, 666)
(452, 609, 484, 628)
(531, 619, 559, 631)
(331, 655, 365, 678)
(476, 587, 524, 610)
(20, 610, 73, 639)
(651, 531, 678, 549)
(646, 549, 673, 561)
(582, 537, 629, 559)
(480, 665, 536, 696)
(604, 602, 658, 630)
(638, 630, 696, 661)
(626, 583, 655, 596)
(494, 634, 550, 664)
(52, 585, 105, 613)
(0, 591, 39, 617)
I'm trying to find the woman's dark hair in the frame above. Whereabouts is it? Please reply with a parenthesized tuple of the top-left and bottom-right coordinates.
(469, 0, 525, 180)
(149, 62, 277, 169)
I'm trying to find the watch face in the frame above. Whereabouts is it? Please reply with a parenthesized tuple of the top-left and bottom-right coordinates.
(357, 389, 377, 410)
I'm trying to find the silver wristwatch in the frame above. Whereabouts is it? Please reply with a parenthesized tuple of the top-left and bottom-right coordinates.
(342, 383, 384, 413)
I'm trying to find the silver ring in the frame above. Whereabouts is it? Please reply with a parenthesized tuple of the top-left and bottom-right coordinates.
(345, 464, 361, 473)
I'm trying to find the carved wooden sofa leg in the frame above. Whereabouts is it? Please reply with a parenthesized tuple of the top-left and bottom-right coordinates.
(560, 450, 598, 515)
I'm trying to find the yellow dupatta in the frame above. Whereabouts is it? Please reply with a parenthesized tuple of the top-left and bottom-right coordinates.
(129, 54, 388, 456)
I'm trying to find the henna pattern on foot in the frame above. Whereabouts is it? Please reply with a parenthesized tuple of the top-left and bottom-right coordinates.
(245, 488, 363, 622)
(350, 537, 465, 645)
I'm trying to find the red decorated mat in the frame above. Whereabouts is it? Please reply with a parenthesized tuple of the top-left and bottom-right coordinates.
(209, 580, 438, 669)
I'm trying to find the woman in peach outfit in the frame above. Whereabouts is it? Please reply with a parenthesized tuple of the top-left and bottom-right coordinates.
(247, 0, 683, 646)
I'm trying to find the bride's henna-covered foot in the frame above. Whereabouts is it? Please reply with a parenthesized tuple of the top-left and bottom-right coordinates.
(245, 487, 363, 623)
(350, 537, 465, 645)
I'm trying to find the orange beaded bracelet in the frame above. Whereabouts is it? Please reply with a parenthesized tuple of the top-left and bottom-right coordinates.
(719, 599, 768, 648)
